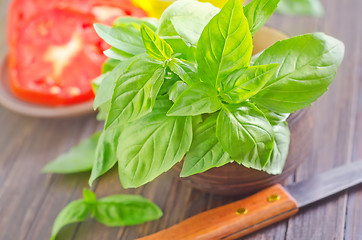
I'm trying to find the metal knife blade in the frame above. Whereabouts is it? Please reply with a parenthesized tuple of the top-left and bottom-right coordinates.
(286, 160, 362, 208)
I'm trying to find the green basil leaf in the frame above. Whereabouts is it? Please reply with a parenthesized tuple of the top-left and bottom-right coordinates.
(83, 189, 97, 205)
(92, 72, 109, 94)
(94, 194, 163, 226)
(51, 200, 89, 240)
(42, 132, 100, 174)
(171, 16, 202, 46)
(171, 14, 216, 46)
(277, 0, 324, 16)
(117, 99, 193, 188)
(263, 121, 290, 174)
(94, 24, 145, 55)
(159, 71, 180, 95)
(181, 113, 231, 177)
(89, 129, 123, 186)
(168, 58, 198, 85)
(197, 0, 253, 88)
(94, 56, 138, 110)
(157, 0, 219, 38)
(252, 33, 344, 113)
(257, 105, 290, 124)
(250, 52, 263, 66)
(220, 64, 279, 103)
(104, 47, 133, 61)
(157, 0, 218, 61)
(105, 57, 166, 129)
(102, 58, 120, 74)
(114, 17, 158, 30)
(141, 24, 173, 61)
(216, 102, 274, 169)
(163, 37, 196, 62)
(96, 102, 111, 121)
(244, 0, 280, 36)
(167, 82, 222, 116)
(192, 115, 203, 128)
(168, 81, 189, 102)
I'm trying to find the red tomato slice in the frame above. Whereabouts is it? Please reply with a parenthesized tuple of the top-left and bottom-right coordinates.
(10, 9, 107, 105)
(7, 0, 147, 106)
(7, 0, 146, 46)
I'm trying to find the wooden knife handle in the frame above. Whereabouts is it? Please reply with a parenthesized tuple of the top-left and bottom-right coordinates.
(138, 184, 298, 240)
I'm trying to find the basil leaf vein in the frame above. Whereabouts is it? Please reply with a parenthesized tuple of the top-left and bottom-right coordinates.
(220, 63, 279, 103)
(216, 102, 274, 169)
(105, 57, 166, 129)
(197, 0, 253, 88)
(167, 82, 222, 116)
(141, 24, 174, 61)
(263, 121, 290, 174)
(181, 113, 231, 177)
(252, 33, 345, 113)
(117, 99, 193, 188)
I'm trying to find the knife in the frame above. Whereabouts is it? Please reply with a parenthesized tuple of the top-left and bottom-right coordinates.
(138, 160, 362, 240)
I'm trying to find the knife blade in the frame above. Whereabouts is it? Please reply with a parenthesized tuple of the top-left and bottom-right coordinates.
(137, 160, 362, 240)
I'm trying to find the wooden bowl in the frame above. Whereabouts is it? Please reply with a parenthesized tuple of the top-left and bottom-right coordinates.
(171, 27, 314, 196)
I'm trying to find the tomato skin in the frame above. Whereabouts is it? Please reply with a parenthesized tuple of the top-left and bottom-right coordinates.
(7, 0, 147, 106)
(9, 78, 95, 106)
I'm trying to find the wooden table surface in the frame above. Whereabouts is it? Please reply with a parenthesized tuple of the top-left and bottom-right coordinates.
(1, 0, 362, 239)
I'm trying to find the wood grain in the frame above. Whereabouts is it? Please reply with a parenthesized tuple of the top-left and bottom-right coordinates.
(0, 0, 361, 239)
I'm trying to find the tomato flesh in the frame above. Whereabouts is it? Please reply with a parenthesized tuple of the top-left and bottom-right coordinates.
(7, 0, 146, 106)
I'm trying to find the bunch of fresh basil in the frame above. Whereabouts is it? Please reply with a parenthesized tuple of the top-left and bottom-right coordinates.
(45, 0, 344, 188)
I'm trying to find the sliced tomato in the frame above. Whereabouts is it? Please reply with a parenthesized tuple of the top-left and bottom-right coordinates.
(7, 0, 147, 106)
(10, 9, 108, 105)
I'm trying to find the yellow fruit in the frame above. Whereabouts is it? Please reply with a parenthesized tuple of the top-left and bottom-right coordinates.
(131, 0, 228, 18)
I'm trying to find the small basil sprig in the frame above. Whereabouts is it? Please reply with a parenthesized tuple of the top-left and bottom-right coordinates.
(51, 189, 162, 240)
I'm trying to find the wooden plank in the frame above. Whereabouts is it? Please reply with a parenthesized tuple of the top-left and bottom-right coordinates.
(24, 119, 102, 240)
(285, 0, 362, 239)
(344, 0, 362, 236)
